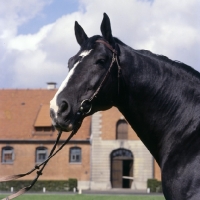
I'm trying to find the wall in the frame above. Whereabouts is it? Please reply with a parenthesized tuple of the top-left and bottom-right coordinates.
(101, 107, 140, 140)
(90, 110, 153, 190)
(0, 143, 90, 181)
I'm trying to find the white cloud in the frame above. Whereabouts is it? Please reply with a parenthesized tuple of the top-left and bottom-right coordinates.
(8, 24, 54, 51)
(11, 49, 68, 88)
(0, 0, 51, 39)
(0, 0, 200, 88)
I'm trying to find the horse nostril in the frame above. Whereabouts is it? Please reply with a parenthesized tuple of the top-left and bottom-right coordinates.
(59, 101, 69, 113)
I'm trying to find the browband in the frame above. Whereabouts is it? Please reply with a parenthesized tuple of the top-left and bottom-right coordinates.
(96, 39, 118, 55)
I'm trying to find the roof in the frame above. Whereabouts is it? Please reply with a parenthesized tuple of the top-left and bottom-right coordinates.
(34, 104, 52, 127)
(0, 89, 91, 141)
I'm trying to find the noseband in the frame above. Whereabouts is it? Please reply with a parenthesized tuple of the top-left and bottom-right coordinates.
(78, 39, 121, 116)
(0, 39, 121, 200)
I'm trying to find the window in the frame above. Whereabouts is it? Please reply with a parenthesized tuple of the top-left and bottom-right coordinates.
(1, 146, 14, 164)
(36, 147, 48, 163)
(35, 126, 55, 132)
(69, 147, 81, 163)
(116, 119, 128, 139)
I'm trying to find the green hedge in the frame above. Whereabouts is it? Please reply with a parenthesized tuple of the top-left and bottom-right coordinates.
(68, 178, 78, 191)
(0, 179, 77, 192)
(147, 179, 162, 193)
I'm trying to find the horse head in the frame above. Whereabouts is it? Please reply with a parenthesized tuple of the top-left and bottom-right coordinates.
(50, 13, 119, 132)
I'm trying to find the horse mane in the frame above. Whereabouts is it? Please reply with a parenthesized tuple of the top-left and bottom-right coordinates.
(113, 37, 200, 82)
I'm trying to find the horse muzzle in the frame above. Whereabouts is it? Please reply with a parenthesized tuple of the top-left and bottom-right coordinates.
(50, 108, 73, 132)
(50, 99, 92, 132)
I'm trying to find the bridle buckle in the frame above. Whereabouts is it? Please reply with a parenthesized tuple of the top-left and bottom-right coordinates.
(79, 99, 92, 115)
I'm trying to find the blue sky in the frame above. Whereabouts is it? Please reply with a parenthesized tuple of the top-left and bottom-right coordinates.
(0, 0, 200, 89)
(18, 0, 79, 35)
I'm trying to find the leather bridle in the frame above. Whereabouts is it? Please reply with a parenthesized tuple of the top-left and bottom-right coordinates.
(78, 39, 121, 116)
(0, 39, 121, 200)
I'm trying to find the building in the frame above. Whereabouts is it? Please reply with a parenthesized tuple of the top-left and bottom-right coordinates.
(0, 86, 160, 191)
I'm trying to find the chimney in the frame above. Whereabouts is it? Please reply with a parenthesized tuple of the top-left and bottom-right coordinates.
(47, 82, 57, 90)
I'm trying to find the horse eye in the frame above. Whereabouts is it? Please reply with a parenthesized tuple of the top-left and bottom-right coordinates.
(75, 56, 82, 64)
(78, 56, 83, 62)
(96, 59, 106, 65)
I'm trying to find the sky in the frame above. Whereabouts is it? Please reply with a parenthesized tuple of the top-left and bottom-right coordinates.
(0, 0, 200, 89)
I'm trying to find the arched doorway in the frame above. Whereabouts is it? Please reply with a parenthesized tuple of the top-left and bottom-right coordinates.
(110, 148, 133, 188)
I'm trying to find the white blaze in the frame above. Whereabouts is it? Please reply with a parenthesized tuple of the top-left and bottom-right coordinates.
(50, 50, 93, 118)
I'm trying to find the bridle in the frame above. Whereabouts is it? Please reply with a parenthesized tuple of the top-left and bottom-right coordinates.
(78, 39, 121, 116)
(0, 39, 121, 200)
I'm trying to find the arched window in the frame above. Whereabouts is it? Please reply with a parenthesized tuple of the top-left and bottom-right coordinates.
(1, 146, 14, 164)
(35, 147, 48, 163)
(69, 147, 81, 163)
(116, 119, 128, 140)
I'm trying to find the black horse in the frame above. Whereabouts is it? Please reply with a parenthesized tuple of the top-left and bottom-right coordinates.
(50, 13, 200, 200)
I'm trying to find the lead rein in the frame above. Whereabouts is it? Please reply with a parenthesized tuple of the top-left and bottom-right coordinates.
(0, 130, 77, 200)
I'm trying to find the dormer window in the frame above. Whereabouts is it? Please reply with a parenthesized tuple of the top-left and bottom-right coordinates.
(35, 127, 54, 132)
(34, 104, 54, 134)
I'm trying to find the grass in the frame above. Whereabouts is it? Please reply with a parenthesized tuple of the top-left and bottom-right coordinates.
(0, 193, 165, 200)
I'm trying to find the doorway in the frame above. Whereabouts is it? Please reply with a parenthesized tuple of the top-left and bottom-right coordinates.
(111, 149, 133, 188)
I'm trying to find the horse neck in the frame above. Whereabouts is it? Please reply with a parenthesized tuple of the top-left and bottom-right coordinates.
(116, 44, 200, 166)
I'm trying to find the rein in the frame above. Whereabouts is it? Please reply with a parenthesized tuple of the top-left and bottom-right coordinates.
(0, 39, 120, 200)
(0, 130, 77, 200)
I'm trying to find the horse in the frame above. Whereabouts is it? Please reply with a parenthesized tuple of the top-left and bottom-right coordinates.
(50, 13, 200, 200)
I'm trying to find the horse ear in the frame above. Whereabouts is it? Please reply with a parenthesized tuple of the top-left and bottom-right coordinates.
(75, 21, 88, 46)
(101, 13, 115, 46)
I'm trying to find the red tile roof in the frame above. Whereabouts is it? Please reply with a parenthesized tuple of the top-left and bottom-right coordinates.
(0, 89, 90, 140)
